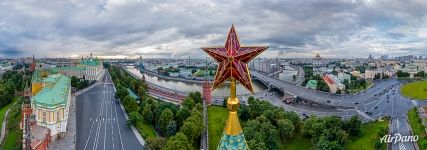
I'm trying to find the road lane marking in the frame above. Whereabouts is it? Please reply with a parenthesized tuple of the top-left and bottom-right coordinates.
(108, 74, 125, 150)
(94, 87, 106, 150)
(108, 85, 115, 149)
(399, 142, 406, 150)
(83, 118, 96, 150)
(104, 84, 109, 150)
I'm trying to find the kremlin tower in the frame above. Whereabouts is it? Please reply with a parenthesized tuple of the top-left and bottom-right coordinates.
(202, 59, 211, 105)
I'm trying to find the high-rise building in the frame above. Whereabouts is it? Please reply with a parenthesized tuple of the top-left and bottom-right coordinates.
(368, 54, 374, 60)
(381, 54, 389, 60)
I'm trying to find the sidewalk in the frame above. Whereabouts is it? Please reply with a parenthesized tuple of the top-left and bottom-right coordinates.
(0, 101, 18, 144)
(48, 96, 76, 150)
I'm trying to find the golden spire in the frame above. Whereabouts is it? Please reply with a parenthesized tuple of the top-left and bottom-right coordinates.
(224, 78, 243, 135)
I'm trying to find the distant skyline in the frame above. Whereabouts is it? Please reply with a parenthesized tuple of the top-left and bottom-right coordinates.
(0, 0, 426, 59)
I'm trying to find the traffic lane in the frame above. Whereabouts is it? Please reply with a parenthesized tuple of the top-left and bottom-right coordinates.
(76, 84, 104, 150)
(265, 92, 363, 120)
(254, 71, 401, 107)
(391, 117, 416, 150)
(360, 84, 401, 118)
(76, 77, 143, 150)
(105, 82, 144, 150)
(369, 87, 396, 118)
(83, 84, 108, 150)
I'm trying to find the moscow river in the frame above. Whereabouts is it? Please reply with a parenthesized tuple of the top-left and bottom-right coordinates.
(126, 66, 297, 97)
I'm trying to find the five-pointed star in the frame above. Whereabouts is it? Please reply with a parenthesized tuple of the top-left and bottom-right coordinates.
(202, 25, 268, 93)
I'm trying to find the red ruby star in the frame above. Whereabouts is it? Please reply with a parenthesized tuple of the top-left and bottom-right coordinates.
(202, 25, 268, 93)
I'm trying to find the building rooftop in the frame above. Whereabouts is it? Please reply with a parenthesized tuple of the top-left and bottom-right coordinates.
(32, 74, 70, 109)
(80, 58, 101, 66)
(51, 66, 85, 72)
(127, 88, 139, 100)
(306, 80, 318, 89)
(29, 125, 49, 149)
(31, 69, 59, 83)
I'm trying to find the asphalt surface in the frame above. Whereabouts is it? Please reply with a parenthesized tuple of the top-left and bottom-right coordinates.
(76, 72, 144, 150)
(390, 117, 416, 150)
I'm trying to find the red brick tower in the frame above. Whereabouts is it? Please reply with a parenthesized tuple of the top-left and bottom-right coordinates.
(29, 54, 36, 72)
(202, 59, 211, 105)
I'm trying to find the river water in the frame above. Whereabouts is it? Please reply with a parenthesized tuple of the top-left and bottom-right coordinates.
(126, 66, 296, 97)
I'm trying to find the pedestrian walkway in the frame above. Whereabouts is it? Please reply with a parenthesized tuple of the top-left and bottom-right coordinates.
(0, 101, 17, 144)
(48, 95, 76, 150)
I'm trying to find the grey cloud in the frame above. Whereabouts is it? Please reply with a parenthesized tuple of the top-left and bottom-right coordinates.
(0, 0, 426, 58)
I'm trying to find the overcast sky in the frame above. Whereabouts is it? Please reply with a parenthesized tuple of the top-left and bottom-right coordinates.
(0, 0, 426, 59)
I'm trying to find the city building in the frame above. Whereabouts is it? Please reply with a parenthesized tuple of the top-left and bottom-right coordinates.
(49, 58, 104, 81)
(313, 53, 323, 67)
(402, 61, 427, 78)
(381, 54, 389, 60)
(0, 62, 12, 75)
(30, 72, 71, 141)
(364, 69, 376, 80)
(338, 72, 351, 83)
(306, 80, 317, 89)
(368, 54, 374, 61)
(323, 74, 345, 93)
(179, 69, 193, 79)
(350, 70, 361, 78)
(80, 58, 104, 81)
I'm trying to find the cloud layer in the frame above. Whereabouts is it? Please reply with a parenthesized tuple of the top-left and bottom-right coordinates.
(0, 0, 426, 58)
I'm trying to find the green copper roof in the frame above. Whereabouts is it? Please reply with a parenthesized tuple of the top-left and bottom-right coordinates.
(31, 69, 59, 83)
(51, 66, 85, 72)
(306, 80, 318, 89)
(127, 88, 139, 100)
(32, 74, 70, 109)
(80, 59, 101, 66)
(217, 132, 248, 150)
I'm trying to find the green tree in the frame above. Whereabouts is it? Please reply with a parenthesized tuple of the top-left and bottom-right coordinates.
(284, 111, 301, 129)
(176, 107, 191, 128)
(314, 137, 343, 150)
(397, 70, 410, 78)
(374, 140, 383, 150)
(123, 96, 140, 112)
(182, 97, 195, 110)
(238, 105, 250, 121)
(142, 103, 154, 123)
(163, 132, 192, 150)
(247, 132, 267, 150)
(115, 86, 128, 100)
(146, 137, 166, 150)
(127, 111, 142, 127)
(166, 120, 177, 137)
(159, 108, 174, 134)
(180, 113, 204, 143)
(137, 85, 148, 101)
(343, 116, 362, 136)
(277, 119, 295, 143)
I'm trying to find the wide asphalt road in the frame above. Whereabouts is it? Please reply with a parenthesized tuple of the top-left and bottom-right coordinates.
(391, 117, 416, 150)
(76, 72, 144, 150)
